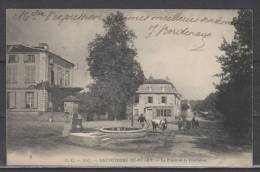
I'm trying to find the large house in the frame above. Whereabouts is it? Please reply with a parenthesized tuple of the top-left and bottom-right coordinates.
(133, 78, 182, 121)
(6, 43, 79, 113)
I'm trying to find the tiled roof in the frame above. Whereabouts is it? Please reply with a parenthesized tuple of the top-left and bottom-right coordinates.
(136, 78, 181, 97)
(7, 44, 45, 53)
(144, 79, 173, 85)
(7, 44, 74, 66)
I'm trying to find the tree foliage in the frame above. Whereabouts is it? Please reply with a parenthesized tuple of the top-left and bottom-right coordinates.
(190, 92, 219, 113)
(215, 10, 252, 139)
(86, 12, 145, 120)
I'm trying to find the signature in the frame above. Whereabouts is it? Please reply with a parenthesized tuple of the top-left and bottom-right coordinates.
(145, 24, 212, 39)
(145, 24, 211, 51)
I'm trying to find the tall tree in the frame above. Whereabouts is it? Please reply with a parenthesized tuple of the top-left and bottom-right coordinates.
(215, 10, 252, 139)
(86, 12, 145, 120)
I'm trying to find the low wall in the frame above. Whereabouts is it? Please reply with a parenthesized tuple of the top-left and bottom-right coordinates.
(38, 112, 66, 122)
(6, 111, 66, 122)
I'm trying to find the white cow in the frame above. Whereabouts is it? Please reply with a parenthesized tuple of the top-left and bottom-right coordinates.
(151, 118, 167, 132)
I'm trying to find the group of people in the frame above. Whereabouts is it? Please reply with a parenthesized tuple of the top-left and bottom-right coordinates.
(177, 112, 199, 131)
(137, 111, 199, 132)
(137, 114, 168, 132)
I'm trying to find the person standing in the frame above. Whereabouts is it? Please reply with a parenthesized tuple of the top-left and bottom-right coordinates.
(138, 114, 147, 128)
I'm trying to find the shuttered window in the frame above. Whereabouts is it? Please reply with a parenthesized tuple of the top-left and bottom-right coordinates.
(7, 66, 17, 83)
(24, 55, 35, 63)
(25, 92, 34, 108)
(161, 96, 167, 104)
(7, 92, 16, 109)
(148, 96, 153, 103)
(57, 67, 63, 86)
(8, 55, 19, 63)
(25, 66, 36, 83)
(135, 95, 139, 103)
(65, 71, 70, 86)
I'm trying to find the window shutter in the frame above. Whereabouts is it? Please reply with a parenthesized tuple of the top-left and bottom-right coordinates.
(158, 96, 160, 104)
(24, 92, 26, 108)
(29, 66, 32, 82)
(32, 66, 36, 82)
(7, 68, 10, 82)
(9, 92, 16, 108)
(34, 91, 38, 108)
(25, 66, 29, 82)
(14, 67, 17, 82)
(145, 96, 147, 104)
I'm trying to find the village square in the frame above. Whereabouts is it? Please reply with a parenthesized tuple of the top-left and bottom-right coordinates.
(6, 9, 252, 167)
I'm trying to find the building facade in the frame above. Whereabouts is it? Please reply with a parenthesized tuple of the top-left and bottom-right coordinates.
(6, 43, 75, 113)
(133, 79, 181, 122)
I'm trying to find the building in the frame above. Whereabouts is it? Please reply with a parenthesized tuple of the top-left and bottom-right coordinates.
(133, 78, 182, 121)
(6, 43, 79, 113)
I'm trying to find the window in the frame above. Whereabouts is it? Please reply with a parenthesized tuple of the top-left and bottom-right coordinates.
(156, 109, 172, 117)
(161, 109, 164, 116)
(65, 71, 70, 86)
(25, 92, 34, 108)
(49, 56, 54, 65)
(163, 109, 167, 116)
(61, 72, 64, 86)
(7, 66, 17, 83)
(24, 55, 35, 63)
(148, 96, 153, 103)
(57, 67, 63, 86)
(25, 66, 36, 83)
(156, 109, 160, 117)
(167, 109, 172, 116)
(135, 95, 139, 104)
(161, 96, 167, 103)
(7, 92, 16, 109)
(51, 70, 55, 85)
(8, 55, 19, 63)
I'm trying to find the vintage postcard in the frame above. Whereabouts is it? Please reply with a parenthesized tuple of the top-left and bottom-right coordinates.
(6, 9, 252, 167)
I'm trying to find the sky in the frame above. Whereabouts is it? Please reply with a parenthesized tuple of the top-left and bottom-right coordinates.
(6, 9, 238, 100)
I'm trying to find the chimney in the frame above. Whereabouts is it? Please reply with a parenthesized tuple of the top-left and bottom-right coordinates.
(38, 43, 48, 50)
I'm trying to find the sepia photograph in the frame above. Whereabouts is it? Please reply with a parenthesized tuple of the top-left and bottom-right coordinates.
(6, 9, 252, 167)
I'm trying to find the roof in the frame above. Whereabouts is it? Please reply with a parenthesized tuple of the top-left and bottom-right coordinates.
(7, 44, 74, 66)
(7, 44, 45, 53)
(136, 78, 181, 98)
(144, 78, 173, 85)
(63, 96, 80, 102)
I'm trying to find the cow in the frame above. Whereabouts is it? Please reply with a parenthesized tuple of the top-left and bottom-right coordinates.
(151, 118, 167, 132)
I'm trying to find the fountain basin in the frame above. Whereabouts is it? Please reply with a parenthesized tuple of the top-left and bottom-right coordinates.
(99, 127, 147, 139)
(68, 127, 147, 147)
(68, 132, 101, 147)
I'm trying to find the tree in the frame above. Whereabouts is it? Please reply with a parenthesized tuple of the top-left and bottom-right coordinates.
(215, 10, 252, 139)
(190, 92, 219, 113)
(86, 12, 145, 120)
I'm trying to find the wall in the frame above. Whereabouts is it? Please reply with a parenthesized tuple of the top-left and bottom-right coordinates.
(48, 53, 74, 87)
(6, 50, 75, 113)
(6, 89, 48, 112)
(133, 93, 181, 121)
(6, 52, 46, 89)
